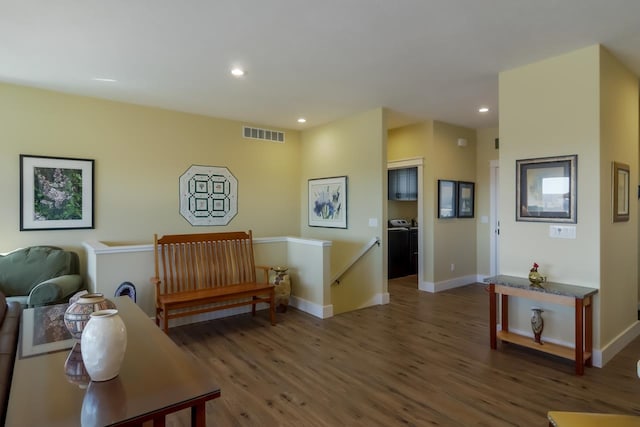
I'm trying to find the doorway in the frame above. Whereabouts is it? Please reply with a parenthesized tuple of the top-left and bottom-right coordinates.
(387, 158, 424, 286)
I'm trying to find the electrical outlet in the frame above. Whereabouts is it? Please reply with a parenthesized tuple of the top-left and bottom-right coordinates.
(450, 263, 455, 272)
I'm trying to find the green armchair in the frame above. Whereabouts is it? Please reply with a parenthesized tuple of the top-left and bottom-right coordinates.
(0, 246, 84, 307)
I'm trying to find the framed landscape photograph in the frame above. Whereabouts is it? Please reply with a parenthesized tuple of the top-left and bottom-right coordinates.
(457, 181, 475, 218)
(613, 161, 629, 222)
(437, 180, 457, 219)
(516, 154, 577, 223)
(308, 176, 347, 228)
(20, 155, 94, 230)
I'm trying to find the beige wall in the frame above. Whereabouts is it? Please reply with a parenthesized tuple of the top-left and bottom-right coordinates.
(499, 44, 639, 357)
(599, 46, 639, 346)
(300, 108, 386, 314)
(0, 82, 301, 257)
(475, 127, 499, 277)
(388, 123, 432, 282)
(431, 121, 477, 284)
(388, 120, 477, 288)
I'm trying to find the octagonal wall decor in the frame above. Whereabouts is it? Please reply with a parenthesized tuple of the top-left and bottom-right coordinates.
(179, 165, 238, 226)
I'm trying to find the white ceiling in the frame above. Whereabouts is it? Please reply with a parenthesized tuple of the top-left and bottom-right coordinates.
(2, 0, 640, 130)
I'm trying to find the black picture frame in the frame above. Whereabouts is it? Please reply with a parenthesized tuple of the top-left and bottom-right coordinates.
(516, 154, 577, 223)
(20, 154, 95, 230)
(457, 181, 475, 218)
(438, 180, 457, 219)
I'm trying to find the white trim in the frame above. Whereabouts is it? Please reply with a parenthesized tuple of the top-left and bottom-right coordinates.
(387, 157, 424, 287)
(83, 240, 153, 254)
(290, 295, 333, 318)
(418, 275, 478, 293)
(387, 157, 424, 169)
(489, 159, 499, 276)
(83, 236, 332, 255)
(596, 320, 640, 368)
(378, 292, 390, 305)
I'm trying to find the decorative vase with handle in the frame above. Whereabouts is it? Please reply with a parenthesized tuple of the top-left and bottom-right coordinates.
(81, 309, 127, 382)
(531, 307, 544, 344)
(270, 266, 291, 313)
(64, 293, 116, 340)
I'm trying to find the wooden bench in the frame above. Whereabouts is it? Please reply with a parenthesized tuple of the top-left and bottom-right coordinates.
(151, 231, 276, 333)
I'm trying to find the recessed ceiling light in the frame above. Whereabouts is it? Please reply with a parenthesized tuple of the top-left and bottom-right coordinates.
(297, 118, 307, 124)
(478, 107, 490, 113)
(92, 77, 117, 82)
(231, 68, 245, 77)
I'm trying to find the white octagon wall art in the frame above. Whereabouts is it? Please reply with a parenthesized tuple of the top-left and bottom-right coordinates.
(179, 165, 238, 226)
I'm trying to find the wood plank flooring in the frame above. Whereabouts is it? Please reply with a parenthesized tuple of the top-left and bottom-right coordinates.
(165, 276, 640, 426)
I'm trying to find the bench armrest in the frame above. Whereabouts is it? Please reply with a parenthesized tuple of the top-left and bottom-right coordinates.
(27, 274, 84, 307)
(255, 265, 270, 283)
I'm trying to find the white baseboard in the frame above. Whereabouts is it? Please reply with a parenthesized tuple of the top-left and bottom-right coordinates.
(290, 295, 333, 319)
(419, 274, 478, 293)
(596, 320, 640, 368)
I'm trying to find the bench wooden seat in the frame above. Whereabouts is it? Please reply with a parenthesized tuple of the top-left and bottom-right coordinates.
(151, 230, 276, 333)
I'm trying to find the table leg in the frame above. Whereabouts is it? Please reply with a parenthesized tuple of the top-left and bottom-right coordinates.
(501, 294, 509, 333)
(191, 403, 206, 427)
(489, 283, 497, 349)
(575, 298, 584, 375)
(585, 296, 593, 367)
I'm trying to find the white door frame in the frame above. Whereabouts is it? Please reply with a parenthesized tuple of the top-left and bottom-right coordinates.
(489, 159, 499, 276)
(387, 157, 424, 283)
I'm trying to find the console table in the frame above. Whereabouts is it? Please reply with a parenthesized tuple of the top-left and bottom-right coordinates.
(6, 296, 221, 426)
(484, 275, 598, 375)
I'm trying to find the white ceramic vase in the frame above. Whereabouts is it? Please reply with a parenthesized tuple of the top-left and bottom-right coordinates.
(81, 309, 127, 382)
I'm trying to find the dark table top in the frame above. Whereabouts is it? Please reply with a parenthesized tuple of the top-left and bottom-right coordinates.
(6, 296, 220, 426)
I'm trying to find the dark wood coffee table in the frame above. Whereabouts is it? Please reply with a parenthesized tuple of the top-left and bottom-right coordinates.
(6, 296, 220, 426)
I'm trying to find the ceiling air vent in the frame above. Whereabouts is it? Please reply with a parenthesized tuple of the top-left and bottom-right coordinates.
(242, 126, 285, 143)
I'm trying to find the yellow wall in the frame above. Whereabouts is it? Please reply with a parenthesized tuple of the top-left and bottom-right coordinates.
(388, 120, 477, 287)
(599, 46, 639, 346)
(0, 83, 302, 256)
(431, 121, 477, 283)
(499, 44, 639, 354)
(475, 127, 499, 276)
(300, 108, 386, 314)
(388, 122, 432, 281)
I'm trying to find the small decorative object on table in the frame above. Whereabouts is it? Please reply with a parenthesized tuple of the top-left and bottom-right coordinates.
(64, 292, 117, 339)
(271, 266, 291, 313)
(531, 307, 544, 344)
(528, 262, 544, 287)
(81, 309, 127, 381)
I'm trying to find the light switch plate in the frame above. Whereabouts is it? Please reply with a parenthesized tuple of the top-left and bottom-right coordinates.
(549, 225, 576, 239)
(368, 218, 378, 227)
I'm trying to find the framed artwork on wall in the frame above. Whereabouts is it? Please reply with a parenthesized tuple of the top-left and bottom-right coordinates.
(457, 181, 475, 218)
(308, 176, 347, 228)
(516, 154, 577, 223)
(437, 179, 457, 219)
(20, 154, 94, 231)
(179, 165, 238, 226)
(613, 161, 629, 222)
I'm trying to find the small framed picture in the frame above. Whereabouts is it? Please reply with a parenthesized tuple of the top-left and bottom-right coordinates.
(20, 155, 94, 230)
(613, 161, 629, 222)
(308, 176, 347, 228)
(457, 181, 475, 218)
(437, 180, 457, 219)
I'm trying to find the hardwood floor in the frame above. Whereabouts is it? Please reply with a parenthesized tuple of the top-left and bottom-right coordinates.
(166, 276, 640, 426)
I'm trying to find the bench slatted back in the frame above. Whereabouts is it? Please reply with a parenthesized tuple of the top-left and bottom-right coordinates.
(154, 231, 257, 296)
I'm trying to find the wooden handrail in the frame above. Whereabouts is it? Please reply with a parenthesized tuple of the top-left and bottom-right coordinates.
(331, 237, 380, 285)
